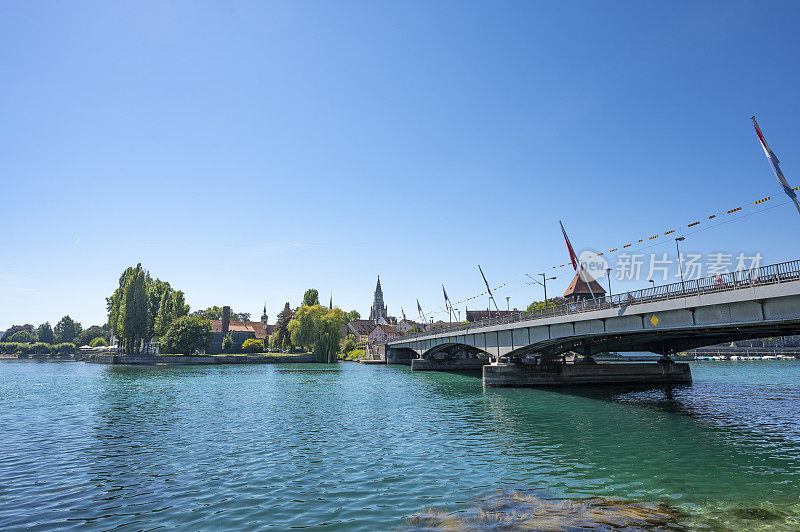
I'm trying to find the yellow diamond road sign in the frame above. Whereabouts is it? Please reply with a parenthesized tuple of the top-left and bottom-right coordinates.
(650, 315, 660, 326)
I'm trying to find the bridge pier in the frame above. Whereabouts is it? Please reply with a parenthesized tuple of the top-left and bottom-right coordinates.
(483, 361, 691, 388)
(386, 347, 417, 365)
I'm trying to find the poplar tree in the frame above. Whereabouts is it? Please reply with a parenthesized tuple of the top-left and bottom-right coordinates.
(119, 265, 149, 353)
(272, 302, 293, 350)
(174, 291, 189, 317)
(154, 289, 176, 336)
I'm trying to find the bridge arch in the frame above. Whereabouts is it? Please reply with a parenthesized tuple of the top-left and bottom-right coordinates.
(422, 342, 490, 361)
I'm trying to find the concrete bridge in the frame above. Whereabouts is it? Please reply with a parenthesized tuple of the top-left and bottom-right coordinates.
(383, 260, 800, 387)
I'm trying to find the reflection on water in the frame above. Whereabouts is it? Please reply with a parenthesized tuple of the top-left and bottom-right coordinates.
(1, 360, 800, 530)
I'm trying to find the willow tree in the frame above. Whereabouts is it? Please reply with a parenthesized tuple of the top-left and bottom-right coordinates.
(288, 305, 345, 363)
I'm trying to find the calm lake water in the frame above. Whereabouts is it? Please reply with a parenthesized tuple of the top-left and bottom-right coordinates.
(2, 360, 800, 530)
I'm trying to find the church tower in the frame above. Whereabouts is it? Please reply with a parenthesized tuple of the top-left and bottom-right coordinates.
(261, 303, 268, 326)
(369, 276, 388, 323)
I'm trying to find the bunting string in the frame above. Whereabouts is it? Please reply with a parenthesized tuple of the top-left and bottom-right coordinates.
(442, 187, 799, 309)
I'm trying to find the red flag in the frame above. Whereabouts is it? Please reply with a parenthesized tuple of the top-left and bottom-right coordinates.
(560, 221, 578, 270)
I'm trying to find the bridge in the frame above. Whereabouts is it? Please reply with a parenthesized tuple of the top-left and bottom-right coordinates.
(382, 260, 800, 387)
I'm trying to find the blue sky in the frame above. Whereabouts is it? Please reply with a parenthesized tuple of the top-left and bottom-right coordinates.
(2, 1, 800, 329)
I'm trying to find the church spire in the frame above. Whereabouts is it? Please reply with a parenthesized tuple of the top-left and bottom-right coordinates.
(369, 275, 388, 323)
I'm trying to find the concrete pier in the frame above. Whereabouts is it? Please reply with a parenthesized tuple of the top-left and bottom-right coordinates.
(411, 358, 487, 372)
(483, 362, 691, 387)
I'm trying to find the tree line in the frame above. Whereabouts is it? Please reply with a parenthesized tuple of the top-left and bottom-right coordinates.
(0, 316, 112, 355)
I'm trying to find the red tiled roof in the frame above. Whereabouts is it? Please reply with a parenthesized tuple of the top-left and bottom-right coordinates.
(563, 272, 606, 296)
(347, 320, 375, 336)
(210, 320, 269, 340)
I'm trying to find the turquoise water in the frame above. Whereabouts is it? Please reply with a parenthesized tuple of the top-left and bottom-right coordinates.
(2, 360, 800, 529)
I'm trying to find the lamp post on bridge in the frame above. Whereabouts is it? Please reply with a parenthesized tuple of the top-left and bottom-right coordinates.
(675, 237, 686, 295)
(605, 268, 613, 300)
(527, 273, 557, 309)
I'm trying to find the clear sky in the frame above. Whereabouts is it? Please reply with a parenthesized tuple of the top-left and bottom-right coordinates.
(2, 1, 800, 330)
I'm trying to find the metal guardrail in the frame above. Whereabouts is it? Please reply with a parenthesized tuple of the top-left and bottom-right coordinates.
(388, 260, 800, 343)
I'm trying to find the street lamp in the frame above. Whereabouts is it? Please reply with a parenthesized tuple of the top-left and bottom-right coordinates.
(675, 236, 686, 295)
(605, 267, 613, 300)
(505, 296, 510, 313)
(648, 279, 655, 292)
(527, 273, 556, 308)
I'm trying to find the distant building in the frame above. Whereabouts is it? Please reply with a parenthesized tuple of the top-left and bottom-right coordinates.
(396, 319, 422, 334)
(369, 324, 398, 343)
(208, 305, 270, 354)
(563, 271, 606, 302)
(345, 320, 376, 343)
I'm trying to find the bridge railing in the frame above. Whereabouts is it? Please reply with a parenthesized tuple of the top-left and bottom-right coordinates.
(389, 260, 800, 343)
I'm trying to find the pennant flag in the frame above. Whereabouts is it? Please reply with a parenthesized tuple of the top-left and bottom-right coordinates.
(442, 285, 450, 304)
(752, 116, 800, 215)
(417, 299, 422, 313)
(560, 221, 579, 270)
(402, 308, 407, 321)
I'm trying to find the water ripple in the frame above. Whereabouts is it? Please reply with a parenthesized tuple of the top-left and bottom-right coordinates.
(2, 360, 800, 529)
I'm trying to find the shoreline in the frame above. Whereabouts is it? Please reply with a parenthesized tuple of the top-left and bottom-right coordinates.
(83, 353, 317, 365)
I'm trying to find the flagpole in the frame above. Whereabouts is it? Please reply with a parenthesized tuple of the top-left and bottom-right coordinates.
(751, 116, 800, 216)
(478, 265, 503, 321)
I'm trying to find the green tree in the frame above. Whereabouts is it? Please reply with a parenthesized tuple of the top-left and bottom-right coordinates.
(303, 289, 319, 307)
(118, 265, 149, 353)
(288, 305, 345, 363)
(1, 324, 34, 342)
(174, 291, 190, 317)
(89, 336, 108, 347)
(241, 338, 263, 353)
(74, 325, 106, 347)
(107, 266, 137, 344)
(147, 278, 170, 339)
(222, 333, 233, 353)
(344, 310, 361, 323)
(526, 297, 568, 312)
(154, 289, 176, 336)
(9, 330, 35, 343)
(194, 306, 248, 321)
(161, 315, 212, 355)
(36, 322, 55, 344)
(341, 335, 357, 354)
(272, 302, 293, 350)
(54, 315, 82, 344)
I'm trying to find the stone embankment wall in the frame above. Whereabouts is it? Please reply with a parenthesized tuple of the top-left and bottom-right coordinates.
(85, 353, 317, 365)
